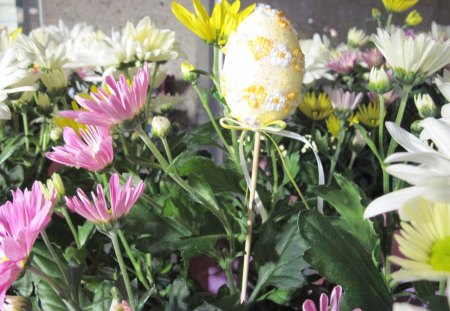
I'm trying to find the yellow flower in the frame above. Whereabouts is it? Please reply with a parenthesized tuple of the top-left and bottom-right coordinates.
(53, 101, 87, 134)
(355, 102, 383, 128)
(326, 114, 341, 138)
(381, 0, 419, 13)
(391, 198, 450, 282)
(299, 92, 333, 121)
(405, 10, 422, 27)
(172, 0, 255, 47)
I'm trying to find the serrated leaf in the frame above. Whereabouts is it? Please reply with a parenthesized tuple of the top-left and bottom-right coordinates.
(35, 281, 73, 311)
(310, 173, 377, 250)
(91, 281, 113, 311)
(250, 218, 306, 302)
(13, 271, 33, 297)
(298, 210, 392, 310)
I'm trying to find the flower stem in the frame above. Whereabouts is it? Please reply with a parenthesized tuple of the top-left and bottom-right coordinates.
(193, 84, 231, 154)
(327, 120, 346, 186)
(270, 144, 278, 202)
(161, 137, 173, 163)
(22, 112, 30, 151)
(386, 85, 412, 157)
(241, 131, 261, 303)
(109, 230, 135, 310)
(41, 230, 70, 285)
(378, 95, 390, 193)
(386, 13, 393, 31)
(221, 259, 237, 294)
(118, 229, 152, 290)
(119, 132, 129, 156)
(136, 127, 169, 169)
(28, 265, 83, 311)
(61, 207, 81, 249)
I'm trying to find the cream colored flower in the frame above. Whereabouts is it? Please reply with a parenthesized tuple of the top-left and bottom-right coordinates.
(347, 27, 368, 47)
(372, 28, 450, 84)
(414, 93, 437, 118)
(431, 21, 450, 41)
(435, 69, 450, 102)
(111, 16, 179, 65)
(368, 67, 390, 93)
(300, 34, 333, 85)
(391, 198, 450, 282)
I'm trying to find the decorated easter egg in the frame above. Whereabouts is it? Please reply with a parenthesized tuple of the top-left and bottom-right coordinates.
(220, 4, 304, 125)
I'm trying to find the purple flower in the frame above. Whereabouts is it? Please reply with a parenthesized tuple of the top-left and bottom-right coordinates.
(327, 50, 359, 74)
(302, 286, 361, 311)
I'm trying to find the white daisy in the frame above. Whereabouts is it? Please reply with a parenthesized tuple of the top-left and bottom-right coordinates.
(300, 34, 334, 85)
(435, 69, 450, 102)
(372, 28, 450, 84)
(364, 118, 450, 218)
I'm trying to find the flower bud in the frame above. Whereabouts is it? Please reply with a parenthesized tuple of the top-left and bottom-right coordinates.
(411, 120, 423, 135)
(36, 92, 51, 112)
(151, 116, 171, 138)
(372, 8, 381, 19)
(47, 173, 65, 197)
(50, 126, 62, 141)
(181, 61, 198, 84)
(405, 10, 422, 27)
(368, 67, 390, 93)
(109, 300, 132, 311)
(351, 130, 367, 153)
(414, 93, 437, 118)
(3, 296, 32, 311)
(347, 27, 368, 48)
(40, 69, 67, 97)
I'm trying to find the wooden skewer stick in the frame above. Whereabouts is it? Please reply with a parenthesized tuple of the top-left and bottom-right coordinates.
(240, 131, 261, 303)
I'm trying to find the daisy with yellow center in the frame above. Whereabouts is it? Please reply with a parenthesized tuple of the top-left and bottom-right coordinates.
(172, 0, 255, 47)
(326, 114, 341, 138)
(381, 0, 419, 13)
(391, 198, 450, 282)
(299, 92, 333, 121)
(355, 102, 384, 128)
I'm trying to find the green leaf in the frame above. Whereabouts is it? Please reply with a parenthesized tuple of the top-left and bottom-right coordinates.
(35, 281, 72, 311)
(310, 173, 377, 250)
(165, 279, 190, 311)
(13, 271, 34, 297)
(91, 281, 113, 311)
(78, 221, 95, 247)
(32, 242, 65, 280)
(177, 234, 226, 260)
(176, 156, 241, 193)
(354, 124, 384, 167)
(250, 218, 307, 301)
(0, 135, 25, 165)
(298, 210, 392, 310)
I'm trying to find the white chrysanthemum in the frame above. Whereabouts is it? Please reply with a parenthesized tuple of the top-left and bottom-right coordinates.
(365, 118, 450, 218)
(347, 27, 368, 47)
(300, 34, 334, 85)
(431, 21, 450, 41)
(390, 198, 450, 282)
(372, 28, 450, 83)
(435, 69, 450, 102)
(15, 29, 69, 69)
(66, 31, 116, 68)
(110, 16, 179, 65)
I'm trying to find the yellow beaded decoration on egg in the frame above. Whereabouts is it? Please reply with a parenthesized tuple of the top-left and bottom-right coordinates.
(243, 85, 267, 108)
(292, 47, 303, 72)
(248, 37, 273, 60)
(276, 11, 291, 28)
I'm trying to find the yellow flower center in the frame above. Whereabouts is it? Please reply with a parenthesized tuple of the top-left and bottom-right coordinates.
(429, 236, 450, 272)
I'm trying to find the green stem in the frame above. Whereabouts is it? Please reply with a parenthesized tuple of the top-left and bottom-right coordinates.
(145, 253, 155, 285)
(270, 144, 278, 200)
(161, 137, 173, 163)
(28, 266, 83, 311)
(0, 120, 4, 141)
(62, 207, 81, 249)
(22, 112, 30, 151)
(439, 280, 446, 296)
(193, 84, 231, 154)
(387, 85, 412, 157)
(120, 132, 129, 156)
(41, 230, 69, 285)
(13, 113, 20, 134)
(347, 152, 357, 170)
(145, 63, 160, 117)
(118, 230, 151, 290)
(327, 121, 346, 186)
(110, 231, 136, 310)
(222, 259, 236, 294)
(378, 95, 390, 193)
(136, 127, 169, 170)
(386, 13, 393, 31)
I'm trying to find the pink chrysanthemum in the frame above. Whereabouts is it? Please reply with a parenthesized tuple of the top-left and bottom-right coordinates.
(361, 48, 384, 68)
(328, 88, 363, 112)
(65, 174, 144, 225)
(61, 64, 149, 127)
(302, 286, 361, 311)
(327, 50, 359, 74)
(0, 182, 55, 308)
(46, 126, 113, 172)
